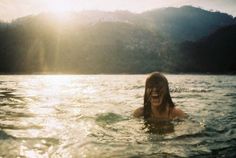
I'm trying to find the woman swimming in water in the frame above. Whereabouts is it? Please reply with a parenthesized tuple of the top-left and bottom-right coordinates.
(134, 72, 186, 120)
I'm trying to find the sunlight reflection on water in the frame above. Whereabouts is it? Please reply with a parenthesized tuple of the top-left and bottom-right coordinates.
(0, 75, 236, 157)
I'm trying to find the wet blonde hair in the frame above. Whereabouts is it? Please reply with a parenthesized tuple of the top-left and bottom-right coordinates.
(143, 72, 175, 119)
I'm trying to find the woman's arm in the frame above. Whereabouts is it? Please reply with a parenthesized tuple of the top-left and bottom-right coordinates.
(133, 107, 144, 118)
(172, 108, 187, 119)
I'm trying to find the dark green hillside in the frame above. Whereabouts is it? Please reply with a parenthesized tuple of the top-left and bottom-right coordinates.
(179, 24, 236, 73)
(142, 6, 234, 42)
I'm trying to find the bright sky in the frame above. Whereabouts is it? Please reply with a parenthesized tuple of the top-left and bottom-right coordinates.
(0, 0, 236, 22)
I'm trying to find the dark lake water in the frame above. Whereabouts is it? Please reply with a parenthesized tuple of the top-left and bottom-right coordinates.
(0, 75, 236, 157)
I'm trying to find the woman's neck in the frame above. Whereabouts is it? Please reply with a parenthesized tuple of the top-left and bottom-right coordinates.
(151, 105, 170, 118)
(151, 106, 161, 115)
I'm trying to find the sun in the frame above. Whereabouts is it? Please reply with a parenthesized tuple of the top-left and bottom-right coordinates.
(46, 0, 74, 13)
(44, 0, 76, 21)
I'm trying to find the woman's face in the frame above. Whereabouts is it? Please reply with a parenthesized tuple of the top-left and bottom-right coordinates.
(147, 87, 163, 108)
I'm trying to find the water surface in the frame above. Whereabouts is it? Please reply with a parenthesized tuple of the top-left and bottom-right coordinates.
(0, 75, 236, 157)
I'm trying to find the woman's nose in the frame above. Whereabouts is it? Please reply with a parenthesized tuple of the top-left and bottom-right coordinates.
(152, 88, 158, 94)
(151, 90, 159, 96)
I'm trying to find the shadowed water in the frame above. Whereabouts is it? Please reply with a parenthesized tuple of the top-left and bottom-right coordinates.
(0, 75, 236, 157)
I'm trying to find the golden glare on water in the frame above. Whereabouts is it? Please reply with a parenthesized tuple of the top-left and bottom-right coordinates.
(26, 76, 75, 115)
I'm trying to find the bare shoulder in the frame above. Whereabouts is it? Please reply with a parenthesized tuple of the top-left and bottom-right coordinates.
(133, 107, 144, 118)
(171, 108, 187, 119)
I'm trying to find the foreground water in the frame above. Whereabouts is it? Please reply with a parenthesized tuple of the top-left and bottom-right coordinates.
(0, 75, 236, 157)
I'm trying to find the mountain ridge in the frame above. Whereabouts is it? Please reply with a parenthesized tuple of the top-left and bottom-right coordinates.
(0, 5, 235, 74)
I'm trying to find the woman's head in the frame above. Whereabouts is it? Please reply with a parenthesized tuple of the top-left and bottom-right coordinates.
(143, 72, 174, 119)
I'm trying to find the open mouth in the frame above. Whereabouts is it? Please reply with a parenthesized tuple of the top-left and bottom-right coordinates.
(151, 96, 159, 99)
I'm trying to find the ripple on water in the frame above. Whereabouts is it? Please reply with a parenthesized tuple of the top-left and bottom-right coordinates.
(0, 75, 236, 157)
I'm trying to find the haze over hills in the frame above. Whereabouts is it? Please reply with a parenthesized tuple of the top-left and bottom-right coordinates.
(10, 6, 235, 42)
(0, 6, 235, 74)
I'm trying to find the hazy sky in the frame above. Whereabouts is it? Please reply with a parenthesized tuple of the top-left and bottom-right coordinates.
(0, 0, 236, 21)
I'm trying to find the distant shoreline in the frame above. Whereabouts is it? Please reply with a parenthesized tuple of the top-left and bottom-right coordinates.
(0, 72, 236, 75)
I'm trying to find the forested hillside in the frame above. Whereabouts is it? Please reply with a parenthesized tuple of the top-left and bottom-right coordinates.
(0, 6, 235, 74)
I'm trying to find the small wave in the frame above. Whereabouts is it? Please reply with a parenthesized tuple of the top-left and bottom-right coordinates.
(210, 146, 236, 158)
(174, 132, 207, 140)
(96, 113, 127, 126)
(0, 130, 15, 140)
(170, 87, 212, 93)
(224, 92, 236, 97)
(0, 123, 42, 130)
(170, 87, 187, 93)
(0, 110, 34, 118)
(131, 85, 144, 89)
